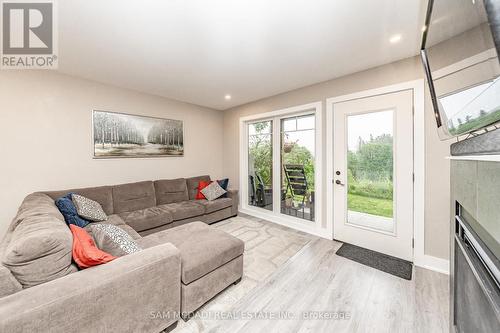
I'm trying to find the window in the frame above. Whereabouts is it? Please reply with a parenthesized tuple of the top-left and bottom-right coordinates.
(248, 121, 273, 211)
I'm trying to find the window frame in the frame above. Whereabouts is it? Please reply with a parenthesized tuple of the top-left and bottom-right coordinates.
(239, 102, 325, 237)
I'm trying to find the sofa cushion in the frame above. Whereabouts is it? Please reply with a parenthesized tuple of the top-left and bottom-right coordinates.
(85, 223, 142, 257)
(186, 175, 211, 200)
(55, 193, 90, 228)
(44, 186, 114, 215)
(195, 198, 233, 214)
(2, 194, 77, 288)
(119, 206, 173, 232)
(11, 193, 65, 230)
(137, 222, 244, 284)
(159, 201, 205, 221)
(113, 181, 156, 214)
(0, 265, 21, 298)
(154, 178, 189, 205)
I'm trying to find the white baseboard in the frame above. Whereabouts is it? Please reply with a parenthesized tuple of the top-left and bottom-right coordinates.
(414, 255, 450, 275)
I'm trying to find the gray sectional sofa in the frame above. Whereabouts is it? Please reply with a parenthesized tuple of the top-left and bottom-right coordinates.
(0, 175, 243, 332)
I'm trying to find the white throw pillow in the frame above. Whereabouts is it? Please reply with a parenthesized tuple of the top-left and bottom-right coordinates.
(85, 223, 141, 257)
(72, 194, 108, 222)
(201, 181, 227, 201)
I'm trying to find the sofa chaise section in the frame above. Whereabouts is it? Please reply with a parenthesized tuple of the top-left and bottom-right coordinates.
(0, 191, 182, 332)
(138, 222, 244, 318)
(0, 243, 182, 333)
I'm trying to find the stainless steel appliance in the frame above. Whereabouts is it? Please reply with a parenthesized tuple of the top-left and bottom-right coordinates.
(454, 204, 500, 332)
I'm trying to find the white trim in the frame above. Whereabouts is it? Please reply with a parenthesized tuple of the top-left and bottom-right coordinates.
(447, 155, 500, 162)
(414, 255, 450, 275)
(413, 80, 426, 269)
(326, 105, 334, 239)
(239, 102, 325, 238)
(326, 80, 426, 266)
(239, 119, 248, 217)
(272, 116, 281, 216)
(239, 102, 321, 122)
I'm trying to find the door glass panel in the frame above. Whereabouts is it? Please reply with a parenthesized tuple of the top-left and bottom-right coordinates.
(346, 110, 394, 233)
(281, 114, 315, 221)
(248, 121, 273, 211)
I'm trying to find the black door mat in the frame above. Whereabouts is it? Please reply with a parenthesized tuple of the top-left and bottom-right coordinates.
(336, 243, 413, 280)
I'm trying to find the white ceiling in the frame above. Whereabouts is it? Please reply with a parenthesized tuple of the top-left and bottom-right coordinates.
(58, 0, 427, 110)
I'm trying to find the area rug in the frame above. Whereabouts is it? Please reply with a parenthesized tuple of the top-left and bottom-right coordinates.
(336, 243, 413, 280)
(171, 214, 314, 333)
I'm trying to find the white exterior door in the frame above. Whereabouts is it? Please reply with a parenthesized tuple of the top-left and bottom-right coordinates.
(332, 90, 414, 261)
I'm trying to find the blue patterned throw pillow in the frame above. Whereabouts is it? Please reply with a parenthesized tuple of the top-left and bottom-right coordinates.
(55, 193, 90, 228)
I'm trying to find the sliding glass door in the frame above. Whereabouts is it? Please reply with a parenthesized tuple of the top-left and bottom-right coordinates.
(244, 109, 318, 226)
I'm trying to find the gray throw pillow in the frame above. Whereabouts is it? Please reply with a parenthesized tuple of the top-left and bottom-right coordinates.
(201, 181, 227, 201)
(72, 194, 108, 222)
(85, 223, 141, 257)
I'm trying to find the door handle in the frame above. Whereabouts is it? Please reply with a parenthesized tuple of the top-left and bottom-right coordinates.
(335, 180, 345, 186)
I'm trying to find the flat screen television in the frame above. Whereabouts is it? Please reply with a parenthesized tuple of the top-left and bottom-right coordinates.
(421, 0, 500, 140)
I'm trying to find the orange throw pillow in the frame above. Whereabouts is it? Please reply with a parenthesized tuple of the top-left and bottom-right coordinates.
(195, 180, 212, 200)
(70, 225, 116, 269)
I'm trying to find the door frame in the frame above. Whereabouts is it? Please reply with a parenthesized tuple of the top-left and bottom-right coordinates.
(326, 79, 425, 263)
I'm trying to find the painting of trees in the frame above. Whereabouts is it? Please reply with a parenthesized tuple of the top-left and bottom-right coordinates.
(147, 121, 184, 149)
(93, 111, 184, 158)
(93, 112, 145, 148)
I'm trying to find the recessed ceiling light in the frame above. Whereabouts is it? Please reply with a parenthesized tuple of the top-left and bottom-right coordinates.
(224, 94, 231, 100)
(389, 34, 402, 44)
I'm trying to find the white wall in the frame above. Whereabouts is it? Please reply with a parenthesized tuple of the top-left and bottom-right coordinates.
(223, 56, 453, 261)
(0, 71, 224, 238)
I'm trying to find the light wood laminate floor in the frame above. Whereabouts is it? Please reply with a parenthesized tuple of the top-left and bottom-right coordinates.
(213, 236, 450, 333)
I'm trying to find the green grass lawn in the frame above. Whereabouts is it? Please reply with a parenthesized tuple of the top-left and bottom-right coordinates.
(347, 193, 393, 218)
